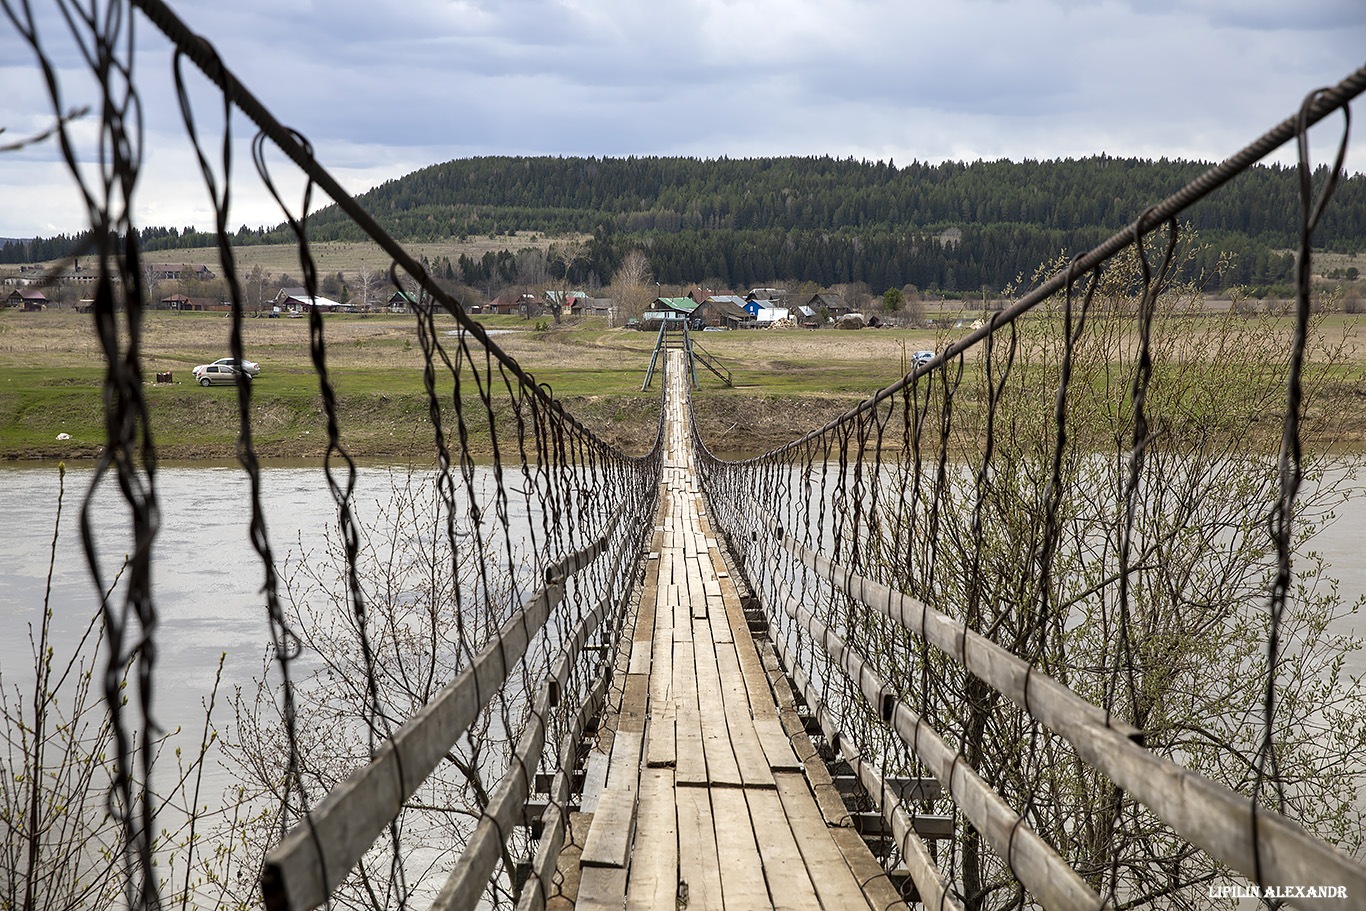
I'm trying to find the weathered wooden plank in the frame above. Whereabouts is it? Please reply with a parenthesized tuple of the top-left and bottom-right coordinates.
(575, 865, 628, 911)
(713, 644, 774, 789)
(757, 641, 798, 714)
(773, 772, 873, 911)
(580, 749, 610, 816)
(580, 787, 637, 868)
(618, 671, 649, 734)
(829, 826, 909, 911)
(675, 787, 724, 911)
(648, 627, 673, 692)
(632, 563, 659, 649)
(645, 712, 676, 769)
(627, 647, 651, 676)
(744, 788, 823, 911)
(710, 787, 772, 907)
(753, 716, 803, 772)
(605, 728, 644, 792)
(706, 597, 730, 640)
(685, 555, 706, 619)
(646, 626, 677, 769)
(672, 639, 708, 786)
(625, 769, 678, 911)
(711, 556, 763, 693)
(692, 632, 744, 788)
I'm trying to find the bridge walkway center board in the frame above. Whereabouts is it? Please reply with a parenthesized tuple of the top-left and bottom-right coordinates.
(560, 351, 909, 911)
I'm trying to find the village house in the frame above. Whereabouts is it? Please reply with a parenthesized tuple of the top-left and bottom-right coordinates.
(275, 288, 346, 313)
(544, 289, 590, 316)
(388, 291, 419, 313)
(485, 294, 520, 315)
(484, 292, 545, 316)
(641, 297, 700, 330)
(569, 297, 615, 319)
(806, 292, 851, 319)
(794, 305, 823, 328)
(747, 287, 788, 304)
(4, 288, 49, 311)
(60, 264, 99, 285)
(693, 295, 749, 329)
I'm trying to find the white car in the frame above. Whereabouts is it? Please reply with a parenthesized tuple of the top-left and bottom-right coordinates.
(912, 350, 935, 368)
(193, 363, 249, 386)
(211, 356, 260, 376)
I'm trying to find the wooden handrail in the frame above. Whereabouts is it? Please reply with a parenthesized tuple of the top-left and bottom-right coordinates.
(741, 498, 1366, 908)
(430, 577, 620, 909)
(760, 564, 1100, 911)
(261, 507, 638, 911)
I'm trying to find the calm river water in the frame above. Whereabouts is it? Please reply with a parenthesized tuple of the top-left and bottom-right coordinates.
(1, 458, 1363, 816)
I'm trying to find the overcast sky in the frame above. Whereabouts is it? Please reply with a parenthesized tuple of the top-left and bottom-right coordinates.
(2, 0, 1364, 240)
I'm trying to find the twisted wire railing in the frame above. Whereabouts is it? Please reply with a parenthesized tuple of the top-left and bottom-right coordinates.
(4, 1, 663, 909)
(698, 68, 1366, 911)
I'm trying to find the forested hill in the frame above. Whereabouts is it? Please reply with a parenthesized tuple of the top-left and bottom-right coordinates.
(337, 155, 1365, 243)
(7, 155, 1364, 292)
(306, 155, 1364, 291)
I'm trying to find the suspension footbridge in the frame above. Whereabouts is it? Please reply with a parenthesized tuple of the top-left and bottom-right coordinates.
(7, 2, 1366, 908)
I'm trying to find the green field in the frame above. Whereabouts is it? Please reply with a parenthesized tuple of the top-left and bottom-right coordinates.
(0, 309, 944, 460)
(3, 307, 1363, 461)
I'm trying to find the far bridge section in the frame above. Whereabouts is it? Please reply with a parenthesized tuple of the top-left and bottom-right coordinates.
(642, 316, 733, 390)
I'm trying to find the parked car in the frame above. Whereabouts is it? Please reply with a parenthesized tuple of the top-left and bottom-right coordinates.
(912, 350, 935, 367)
(210, 356, 260, 376)
(193, 363, 249, 386)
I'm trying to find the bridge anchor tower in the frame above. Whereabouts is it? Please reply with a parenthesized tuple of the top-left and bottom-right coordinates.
(642, 316, 732, 390)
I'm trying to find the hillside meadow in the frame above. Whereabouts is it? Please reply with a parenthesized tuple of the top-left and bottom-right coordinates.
(1, 307, 1364, 461)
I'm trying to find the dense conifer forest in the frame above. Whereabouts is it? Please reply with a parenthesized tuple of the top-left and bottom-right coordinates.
(6, 155, 1363, 293)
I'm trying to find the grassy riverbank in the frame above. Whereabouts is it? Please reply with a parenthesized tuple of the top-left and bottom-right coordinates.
(2, 309, 1364, 461)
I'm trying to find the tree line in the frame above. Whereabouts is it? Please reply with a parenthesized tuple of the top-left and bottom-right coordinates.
(3, 155, 1358, 294)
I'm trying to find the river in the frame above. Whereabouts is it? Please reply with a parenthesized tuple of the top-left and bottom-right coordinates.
(3, 457, 1363, 749)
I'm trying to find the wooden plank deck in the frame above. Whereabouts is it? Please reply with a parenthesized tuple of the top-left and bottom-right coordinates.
(568, 352, 908, 911)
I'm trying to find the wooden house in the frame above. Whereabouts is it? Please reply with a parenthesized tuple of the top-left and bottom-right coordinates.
(693, 295, 749, 329)
(807, 292, 850, 318)
(5, 288, 49, 310)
